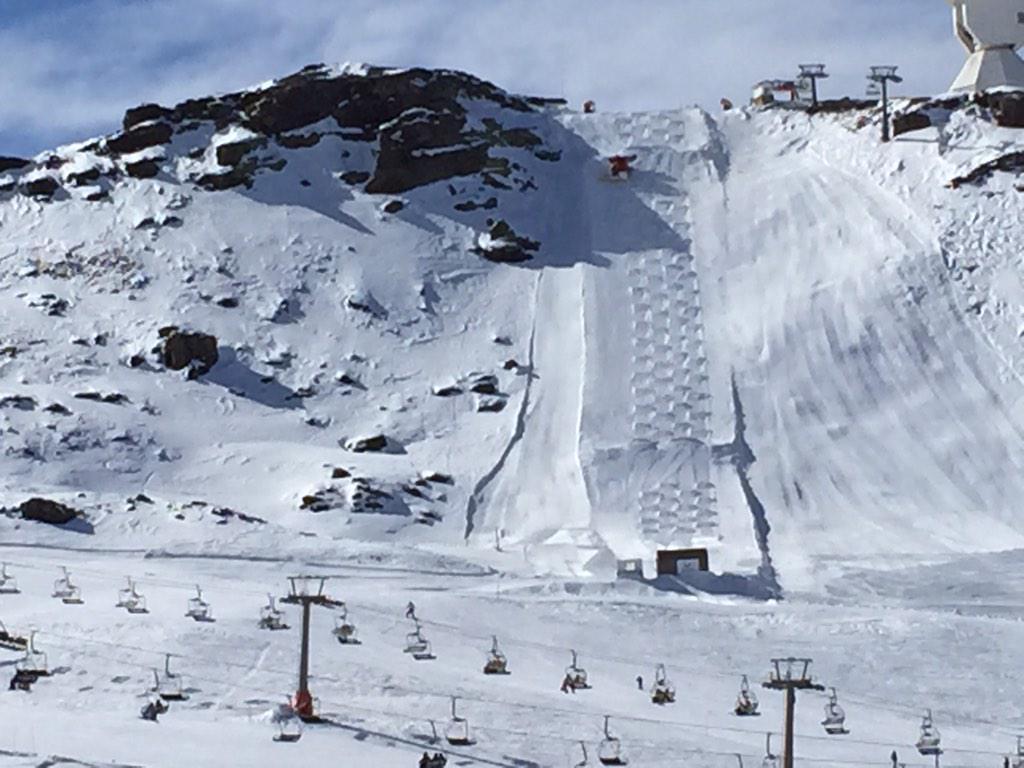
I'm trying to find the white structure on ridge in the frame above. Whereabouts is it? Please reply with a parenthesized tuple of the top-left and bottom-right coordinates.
(947, 0, 1024, 92)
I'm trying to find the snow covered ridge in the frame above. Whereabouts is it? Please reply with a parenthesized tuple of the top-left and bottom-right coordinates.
(3, 62, 564, 201)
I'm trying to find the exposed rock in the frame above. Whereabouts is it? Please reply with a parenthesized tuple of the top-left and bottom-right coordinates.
(0, 395, 36, 411)
(21, 175, 60, 198)
(343, 434, 389, 453)
(216, 137, 267, 167)
(0, 156, 30, 173)
(340, 171, 371, 185)
(43, 403, 71, 415)
(125, 159, 160, 179)
(123, 103, 173, 131)
(476, 395, 508, 413)
(807, 98, 877, 115)
(196, 168, 254, 191)
(468, 374, 500, 395)
(277, 131, 322, 149)
(331, 467, 351, 479)
(987, 92, 1024, 128)
(474, 219, 540, 263)
(161, 330, 219, 375)
(420, 470, 454, 485)
(949, 151, 1024, 189)
(382, 199, 405, 214)
(893, 112, 932, 138)
(66, 167, 101, 186)
(106, 121, 173, 155)
(19, 498, 81, 526)
(454, 197, 498, 212)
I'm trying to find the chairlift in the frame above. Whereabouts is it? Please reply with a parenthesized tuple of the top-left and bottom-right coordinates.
(651, 663, 676, 705)
(332, 602, 360, 645)
(916, 709, 942, 756)
(404, 620, 435, 661)
(445, 696, 475, 746)
(572, 741, 590, 768)
(822, 687, 848, 735)
(152, 653, 188, 701)
(762, 733, 779, 768)
(258, 594, 289, 631)
(116, 577, 148, 614)
(483, 635, 510, 675)
(563, 649, 590, 691)
(1012, 735, 1024, 768)
(735, 675, 760, 716)
(273, 703, 303, 743)
(597, 715, 628, 766)
(185, 584, 214, 622)
(16, 630, 49, 678)
(0, 619, 27, 651)
(0, 562, 20, 594)
(52, 566, 83, 605)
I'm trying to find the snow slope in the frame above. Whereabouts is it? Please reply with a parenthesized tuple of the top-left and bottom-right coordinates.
(2, 65, 1024, 767)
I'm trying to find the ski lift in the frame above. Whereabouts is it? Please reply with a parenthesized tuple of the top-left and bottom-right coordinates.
(916, 709, 942, 756)
(762, 733, 779, 768)
(116, 577, 148, 614)
(404, 620, 435, 661)
(483, 635, 510, 675)
(597, 715, 628, 766)
(651, 663, 676, 705)
(1012, 735, 1024, 768)
(735, 675, 760, 716)
(273, 702, 303, 743)
(16, 630, 49, 678)
(52, 566, 83, 605)
(0, 619, 27, 651)
(185, 584, 214, 622)
(258, 594, 289, 631)
(822, 687, 848, 735)
(572, 741, 590, 768)
(0, 562, 20, 594)
(445, 696, 475, 746)
(563, 649, 590, 691)
(152, 653, 188, 701)
(332, 602, 360, 645)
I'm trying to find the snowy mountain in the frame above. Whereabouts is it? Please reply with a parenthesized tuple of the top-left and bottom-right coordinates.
(3, 63, 1024, 768)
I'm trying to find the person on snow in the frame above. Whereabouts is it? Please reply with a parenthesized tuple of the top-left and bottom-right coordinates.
(419, 752, 431, 768)
(405, 602, 417, 620)
(636, 675, 644, 691)
(890, 750, 899, 768)
(432, 753, 447, 768)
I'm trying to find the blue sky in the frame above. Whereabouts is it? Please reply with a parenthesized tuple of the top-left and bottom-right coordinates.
(0, 0, 961, 157)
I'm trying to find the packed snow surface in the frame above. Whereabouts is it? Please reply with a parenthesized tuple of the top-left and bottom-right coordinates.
(2, 77, 1024, 766)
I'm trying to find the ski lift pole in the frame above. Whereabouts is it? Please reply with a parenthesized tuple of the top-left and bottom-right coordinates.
(280, 575, 340, 721)
(762, 658, 824, 768)
(867, 66, 903, 143)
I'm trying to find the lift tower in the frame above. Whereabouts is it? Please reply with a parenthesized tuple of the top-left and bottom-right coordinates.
(867, 66, 903, 142)
(762, 658, 824, 768)
(281, 575, 342, 721)
(798, 64, 829, 109)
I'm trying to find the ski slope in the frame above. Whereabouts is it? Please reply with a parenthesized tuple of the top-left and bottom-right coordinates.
(3, 65, 1024, 766)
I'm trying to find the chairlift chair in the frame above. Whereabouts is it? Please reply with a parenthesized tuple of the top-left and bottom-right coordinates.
(116, 577, 148, 614)
(0, 619, 27, 651)
(651, 663, 676, 705)
(762, 733, 779, 768)
(564, 649, 590, 691)
(822, 687, 848, 735)
(17, 631, 49, 679)
(0, 562, 20, 594)
(1012, 735, 1024, 768)
(483, 635, 510, 675)
(258, 594, 289, 631)
(597, 715, 628, 766)
(332, 603, 360, 645)
(916, 709, 942, 756)
(52, 566, 83, 605)
(445, 696, 475, 746)
(185, 585, 214, 622)
(572, 741, 590, 768)
(404, 621, 435, 660)
(735, 675, 760, 716)
(152, 653, 188, 701)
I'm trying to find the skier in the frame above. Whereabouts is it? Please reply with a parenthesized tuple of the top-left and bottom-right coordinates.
(561, 674, 575, 694)
(608, 155, 635, 179)
(9, 670, 33, 691)
(419, 752, 431, 768)
(636, 675, 644, 691)
(140, 698, 168, 722)
(891, 750, 899, 768)
(1004, 757, 1010, 768)
(405, 601, 417, 620)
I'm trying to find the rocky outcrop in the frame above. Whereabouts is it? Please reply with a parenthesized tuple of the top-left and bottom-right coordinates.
(949, 151, 1024, 189)
(106, 121, 173, 155)
(20, 498, 81, 526)
(21, 175, 60, 198)
(159, 327, 219, 376)
(343, 434, 389, 453)
(474, 219, 540, 263)
(0, 156, 30, 173)
(892, 111, 932, 138)
(123, 103, 173, 131)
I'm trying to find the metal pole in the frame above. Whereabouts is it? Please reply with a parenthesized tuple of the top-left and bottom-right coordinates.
(881, 79, 890, 143)
(299, 601, 311, 695)
(810, 79, 818, 110)
(784, 687, 796, 768)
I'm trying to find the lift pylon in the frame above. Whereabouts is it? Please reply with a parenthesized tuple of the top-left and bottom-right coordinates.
(279, 575, 342, 721)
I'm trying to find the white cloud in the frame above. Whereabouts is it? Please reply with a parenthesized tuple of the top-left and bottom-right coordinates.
(0, 0, 964, 156)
